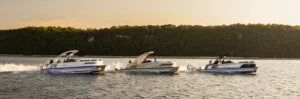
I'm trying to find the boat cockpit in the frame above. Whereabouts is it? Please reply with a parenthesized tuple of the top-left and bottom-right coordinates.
(48, 50, 80, 64)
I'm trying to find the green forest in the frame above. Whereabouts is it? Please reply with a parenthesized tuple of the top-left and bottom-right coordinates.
(1, 24, 300, 58)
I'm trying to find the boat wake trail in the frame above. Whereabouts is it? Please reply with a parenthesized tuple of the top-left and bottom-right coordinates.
(105, 62, 124, 72)
(0, 63, 40, 73)
(180, 64, 203, 72)
(178, 65, 189, 72)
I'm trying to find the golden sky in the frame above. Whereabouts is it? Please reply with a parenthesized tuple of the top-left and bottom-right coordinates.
(1, 0, 300, 29)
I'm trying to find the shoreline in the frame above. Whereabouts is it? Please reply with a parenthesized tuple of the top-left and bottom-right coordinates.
(1, 54, 300, 60)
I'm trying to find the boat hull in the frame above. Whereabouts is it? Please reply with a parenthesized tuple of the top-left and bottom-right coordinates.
(200, 67, 258, 73)
(120, 67, 179, 74)
(46, 65, 106, 74)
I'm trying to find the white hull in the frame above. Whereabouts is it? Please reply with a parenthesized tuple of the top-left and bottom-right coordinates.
(122, 51, 179, 74)
(200, 67, 258, 73)
(198, 61, 258, 73)
(45, 65, 106, 74)
(120, 67, 179, 74)
(41, 50, 107, 74)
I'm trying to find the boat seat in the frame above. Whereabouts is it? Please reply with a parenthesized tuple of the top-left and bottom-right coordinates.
(64, 59, 77, 62)
(222, 61, 233, 64)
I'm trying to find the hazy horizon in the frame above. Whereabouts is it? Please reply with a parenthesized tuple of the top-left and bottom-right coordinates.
(1, 0, 300, 29)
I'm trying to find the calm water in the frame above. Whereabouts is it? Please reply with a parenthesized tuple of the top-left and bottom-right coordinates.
(0, 56, 300, 99)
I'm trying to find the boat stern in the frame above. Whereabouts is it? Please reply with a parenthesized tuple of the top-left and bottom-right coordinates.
(94, 65, 106, 72)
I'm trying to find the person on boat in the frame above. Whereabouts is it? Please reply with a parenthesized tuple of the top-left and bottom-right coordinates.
(49, 59, 53, 64)
(129, 60, 132, 63)
(142, 58, 151, 63)
(213, 59, 219, 64)
(209, 60, 213, 64)
(57, 59, 61, 63)
(221, 56, 226, 64)
(142, 59, 146, 63)
(64, 56, 77, 62)
(154, 57, 158, 63)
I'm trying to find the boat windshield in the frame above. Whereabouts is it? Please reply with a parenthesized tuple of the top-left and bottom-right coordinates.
(214, 53, 233, 64)
(133, 51, 154, 64)
(55, 50, 79, 62)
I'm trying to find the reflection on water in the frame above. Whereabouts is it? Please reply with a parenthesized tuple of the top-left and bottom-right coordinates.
(200, 72, 257, 76)
(125, 72, 179, 76)
(96, 74, 104, 80)
(0, 56, 300, 99)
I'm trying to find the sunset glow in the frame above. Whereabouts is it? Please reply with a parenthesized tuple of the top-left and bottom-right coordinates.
(1, 0, 300, 29)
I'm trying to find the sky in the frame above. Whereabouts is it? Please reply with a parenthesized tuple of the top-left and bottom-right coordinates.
(1, 0, 300, 29)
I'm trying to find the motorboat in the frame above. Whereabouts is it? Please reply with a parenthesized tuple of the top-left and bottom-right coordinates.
(197, 53, 258, 73)
(120, 51, 179, 74)
(40, 50, 106, 74)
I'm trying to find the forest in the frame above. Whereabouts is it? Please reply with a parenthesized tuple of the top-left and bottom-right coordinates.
(1, 24, 300, 58)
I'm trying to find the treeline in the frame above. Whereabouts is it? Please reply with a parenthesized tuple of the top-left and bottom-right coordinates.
(1, 24, 300, 58)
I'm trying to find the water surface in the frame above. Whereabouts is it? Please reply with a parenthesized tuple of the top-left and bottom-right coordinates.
(0, 56, 299, 99)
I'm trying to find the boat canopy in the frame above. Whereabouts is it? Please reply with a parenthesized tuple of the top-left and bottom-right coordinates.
(213, 52, 234, 64)
(56, 50, 79, 60)
(218, 52, 234, 59)
(133, 51, 154, 64)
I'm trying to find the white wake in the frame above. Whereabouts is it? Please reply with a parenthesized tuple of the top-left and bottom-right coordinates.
(104, 62, 124, 71)
(0, 63, 40, 73)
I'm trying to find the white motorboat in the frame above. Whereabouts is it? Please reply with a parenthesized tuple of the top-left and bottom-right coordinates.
(40, 50, 106, 74)
(198, 53, 258, 73)
(120, 51, 179, 74)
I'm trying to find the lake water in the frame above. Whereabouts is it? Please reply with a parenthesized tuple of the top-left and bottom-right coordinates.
(0, 56, 300, 99)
